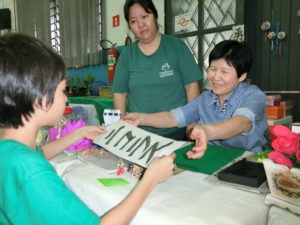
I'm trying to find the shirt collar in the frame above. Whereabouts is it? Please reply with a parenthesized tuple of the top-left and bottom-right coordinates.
(210, 82, 245, 110)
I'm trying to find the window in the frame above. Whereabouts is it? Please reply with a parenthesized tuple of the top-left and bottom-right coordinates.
(97, 0, 104, 51)
(49, 0, 103, 63)
(49, 0, 60, 53)
(166, 0, 245, 87)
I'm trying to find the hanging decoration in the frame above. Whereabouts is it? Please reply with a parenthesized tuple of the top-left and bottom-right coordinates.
(267, 31, 276, 50)
(274, 22, 286, 56)
(277, 31, 286, 56)
(261, 21, 286, 56)
(261, 21, 271, 41)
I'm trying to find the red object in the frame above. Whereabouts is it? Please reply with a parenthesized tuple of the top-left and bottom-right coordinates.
(268, 125, 300, 168)
(268, 151, 294, 168)
(107, 48, 119, 83)
(112, 15, 120, 27)
(117, 167, 125, 175)
(64, 107, 73, 115)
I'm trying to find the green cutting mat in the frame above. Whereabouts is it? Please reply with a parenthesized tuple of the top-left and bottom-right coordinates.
(174, 144, 245, 175)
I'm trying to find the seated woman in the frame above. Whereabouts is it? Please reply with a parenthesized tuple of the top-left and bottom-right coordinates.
(124, 40, 268, 159)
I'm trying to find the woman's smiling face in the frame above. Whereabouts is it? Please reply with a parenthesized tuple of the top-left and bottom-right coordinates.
(207, 58, 246, 104)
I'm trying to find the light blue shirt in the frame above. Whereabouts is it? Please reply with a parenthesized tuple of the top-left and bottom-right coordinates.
(171, 82, 268, 152)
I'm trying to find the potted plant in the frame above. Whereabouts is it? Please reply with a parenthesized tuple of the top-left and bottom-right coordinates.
(83, 73, 95, 96)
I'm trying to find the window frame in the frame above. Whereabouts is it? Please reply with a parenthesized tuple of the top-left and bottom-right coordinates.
(49, 0, 60, 53)
(48, 0, 104, 60)
(165, 0, 245, 85)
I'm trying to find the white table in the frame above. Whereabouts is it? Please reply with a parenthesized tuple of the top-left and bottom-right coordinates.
(51, 154, 269, 225)
(267, 206, 300, 225)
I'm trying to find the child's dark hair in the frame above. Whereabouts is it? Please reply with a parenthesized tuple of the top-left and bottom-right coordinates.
(0, 33, 67, 128)
(124, 0, 158, 23)
(209, 40, 253, 78)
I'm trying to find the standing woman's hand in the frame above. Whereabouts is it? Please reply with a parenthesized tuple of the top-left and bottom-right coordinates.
(122, 113, 143, 126)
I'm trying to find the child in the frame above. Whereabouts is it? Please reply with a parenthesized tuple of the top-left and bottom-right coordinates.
(0, 33, 175, 225)
(124, 40, 268, 159)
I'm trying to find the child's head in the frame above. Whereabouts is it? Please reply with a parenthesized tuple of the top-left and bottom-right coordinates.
(0, 33, 67, 129)
(209, 40, 253, 78)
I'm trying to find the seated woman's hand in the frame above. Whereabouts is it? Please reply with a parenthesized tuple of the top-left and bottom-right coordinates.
(122, 113, 142, 126)
(186, 124, 208, 159)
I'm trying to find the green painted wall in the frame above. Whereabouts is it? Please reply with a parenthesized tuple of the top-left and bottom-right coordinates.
(245, 0, 300, 122)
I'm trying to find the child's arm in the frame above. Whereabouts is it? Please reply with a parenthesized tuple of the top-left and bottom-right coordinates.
(100, 153, 175, 225)
(41, 126, 105, 160)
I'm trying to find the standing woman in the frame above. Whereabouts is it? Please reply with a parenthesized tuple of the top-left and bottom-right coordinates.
(113, 0, 203, 140)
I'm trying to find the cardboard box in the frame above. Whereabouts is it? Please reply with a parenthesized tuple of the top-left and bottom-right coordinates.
(280, 100, 293, 107)
(291, 123, 300, 134)
(266, 106, 284, 120)
(280, 100, 293, 117)
(99, 86, 113, 98)
(284, 105, 293, 117)
(266, 95, 281, 106)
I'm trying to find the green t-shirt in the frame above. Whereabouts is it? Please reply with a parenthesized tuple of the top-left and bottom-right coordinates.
(113, 34, 203, 136)
(0, 139, 100, 225)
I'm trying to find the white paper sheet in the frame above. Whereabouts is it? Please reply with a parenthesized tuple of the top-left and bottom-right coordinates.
(93, 121, 191, 167)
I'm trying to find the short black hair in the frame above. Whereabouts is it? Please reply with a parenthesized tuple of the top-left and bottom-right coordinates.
(209, 40, 253, 78)
(124, 0, 158, 23)
(0, 33, 67, 128)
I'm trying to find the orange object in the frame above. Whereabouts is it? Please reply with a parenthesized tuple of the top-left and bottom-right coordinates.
(266, 106, 284, 120)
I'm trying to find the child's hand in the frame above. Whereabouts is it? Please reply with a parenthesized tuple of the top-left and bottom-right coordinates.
(78, 125, 106, 140)
(144, 153, 176, 184)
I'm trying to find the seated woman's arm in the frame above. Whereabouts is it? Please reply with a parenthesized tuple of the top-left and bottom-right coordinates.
(188, 115, 252, 159)
(201, 115, 252, 140)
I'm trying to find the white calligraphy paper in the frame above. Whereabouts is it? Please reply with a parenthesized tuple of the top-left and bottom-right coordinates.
(93, 121, 192, 168)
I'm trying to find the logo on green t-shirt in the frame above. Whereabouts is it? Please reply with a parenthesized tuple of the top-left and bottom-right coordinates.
(159, 63, 174, 78)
